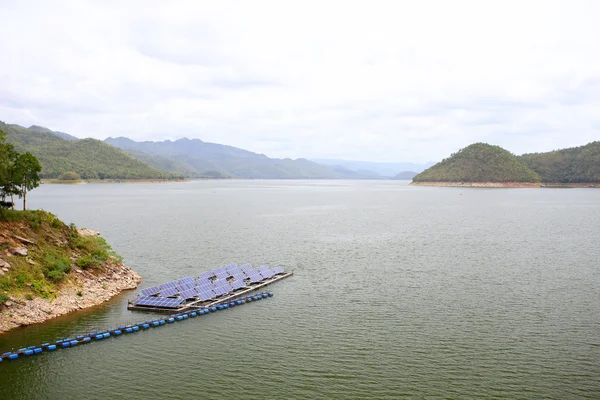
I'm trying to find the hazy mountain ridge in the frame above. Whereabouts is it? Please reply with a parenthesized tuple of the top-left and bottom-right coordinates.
(311, 158, 434, 177)
(105, 137, 385, 179)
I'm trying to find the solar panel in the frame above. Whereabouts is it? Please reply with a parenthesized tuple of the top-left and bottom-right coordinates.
(213, 285, 230, 296)
(178, 282, 195, 291)
(178, 277, 194, 285)
(141, 286, 160, 296)
(213, 279, 230, 289)
(215, 270, 230, 279)
(240, 264, 253, 272)
(199, 271, 215, 279)
(230, 280, 245, 290)
(198, 289, 215, 301)
(247, 272, 263, 283)
(159, 281, 177, 291)
(196, 278, 212, 286)
(161, 287, 178, 297)
(272, 266, 285, 274)
(134, 296, 184, 308)
(180, 289, 197, 300)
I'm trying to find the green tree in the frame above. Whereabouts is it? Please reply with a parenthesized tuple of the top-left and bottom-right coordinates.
(0, 130, 22, 209)
(14, 152, 42, 210)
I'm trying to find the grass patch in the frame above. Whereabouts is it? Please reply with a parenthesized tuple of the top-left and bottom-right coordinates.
(0, 209, 123, 301)
(41, 251, 71, 282)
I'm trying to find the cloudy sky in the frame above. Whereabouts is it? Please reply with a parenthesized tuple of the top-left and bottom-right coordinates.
(1, 1, 599, 162)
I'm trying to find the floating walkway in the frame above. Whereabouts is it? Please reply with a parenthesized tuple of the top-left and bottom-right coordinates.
(0, 291, 274, 362)
(127, 263, 292, 312)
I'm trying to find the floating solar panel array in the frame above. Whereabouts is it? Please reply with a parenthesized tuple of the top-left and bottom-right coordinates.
(133, 264, 287, 308)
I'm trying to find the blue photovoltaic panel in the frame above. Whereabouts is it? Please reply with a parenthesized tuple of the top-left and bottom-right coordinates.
(180, 289, 197, 300)
(161, 287, 178, 297)
(213, 286, 229, 296)
(134, 296, 184, 308)
(159, 281, 177, 291)
(230, 280, 245, 290)
(178, 277, 194, 285)
(198, 290, 215, 301)
(199, 271, 214, 279)
(247, 273, 262, 283)
(272, 266, 285, 274)
(196, 278, 212, 286)
(141, 286, 160, 296)
(233, 273, 246, 281)
(260, 270, 274, 278)
(215, 270, 230, 279)
(240, 264, 253, 272)
(213, 279, 230, 289)
(178, 282, 195, 291)
(198, 284, 213, 292)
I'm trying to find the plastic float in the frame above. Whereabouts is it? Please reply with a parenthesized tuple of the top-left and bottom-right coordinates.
(0, 291, 274, 362)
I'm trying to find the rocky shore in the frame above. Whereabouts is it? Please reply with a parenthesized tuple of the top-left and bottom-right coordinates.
(0, 217, 142, 333)
(410, 181, 598, 188)
(410, 181, 541, 188)
(0, 260, 140, 333)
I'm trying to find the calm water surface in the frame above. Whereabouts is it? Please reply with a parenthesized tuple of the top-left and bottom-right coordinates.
(1, 181, 599, 399)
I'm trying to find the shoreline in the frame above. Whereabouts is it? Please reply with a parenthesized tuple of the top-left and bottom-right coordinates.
(410, 181, 598, 188)
(0, 260, 141, 333)
(42, 178, 189, 184)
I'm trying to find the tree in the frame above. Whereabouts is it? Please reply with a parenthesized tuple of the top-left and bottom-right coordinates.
(14, 152, 41, 211)
(0, 130, 21, 209)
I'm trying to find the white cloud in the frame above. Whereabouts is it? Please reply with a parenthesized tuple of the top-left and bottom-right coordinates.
(1, 0, 599, 162)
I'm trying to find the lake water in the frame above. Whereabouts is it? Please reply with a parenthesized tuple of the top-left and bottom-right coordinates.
(1, 181, 599, 399)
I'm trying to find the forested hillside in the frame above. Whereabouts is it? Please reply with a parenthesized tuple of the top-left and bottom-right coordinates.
(413, 143, 541, 183)
(1, 122, 175, 180)
(519, 142, 600, 183)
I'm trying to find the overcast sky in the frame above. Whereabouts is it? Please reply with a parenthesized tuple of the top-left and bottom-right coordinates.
(1, 1, 599, 162)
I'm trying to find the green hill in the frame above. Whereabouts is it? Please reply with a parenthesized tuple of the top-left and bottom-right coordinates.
(105, 137, 383, 179)
(519, 142, 600, 183)
(413, 143, 541, 183)
(1, 122, 176, 180)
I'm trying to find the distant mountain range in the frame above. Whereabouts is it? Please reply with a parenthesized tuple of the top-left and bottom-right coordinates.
(10, 119, 593, 183)
(311, 159, 433, 177)
(413, 142, 600, 183)
(104, 137, 385, 179)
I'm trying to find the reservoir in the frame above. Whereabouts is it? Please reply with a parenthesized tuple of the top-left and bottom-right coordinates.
(1, 180, 599, 399)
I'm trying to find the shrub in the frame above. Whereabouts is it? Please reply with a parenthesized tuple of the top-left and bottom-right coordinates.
(0, 292, 9, 304)
(42, 251, 71, 282)
(58, 171, 81, 181)
(46, 269, 66, 282)
(76, 255, 96, 269)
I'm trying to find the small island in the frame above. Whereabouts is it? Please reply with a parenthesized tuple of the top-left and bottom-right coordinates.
(411, 142, 600, 187)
